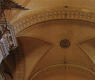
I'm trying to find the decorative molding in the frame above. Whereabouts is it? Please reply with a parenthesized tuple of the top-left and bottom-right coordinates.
(31, 63, 95, 80)
(13, 6, 95, 34)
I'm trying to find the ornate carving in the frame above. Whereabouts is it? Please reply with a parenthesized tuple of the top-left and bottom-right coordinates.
(13, 7, 95, 34)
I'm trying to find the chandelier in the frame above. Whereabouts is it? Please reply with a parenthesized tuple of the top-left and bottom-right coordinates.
(0, 0, 28, 63)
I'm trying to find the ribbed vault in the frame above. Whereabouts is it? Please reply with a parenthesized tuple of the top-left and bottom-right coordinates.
(5, 0, 95, 80)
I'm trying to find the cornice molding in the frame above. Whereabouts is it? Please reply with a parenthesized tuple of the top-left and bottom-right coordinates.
(13, 6, 95, 34)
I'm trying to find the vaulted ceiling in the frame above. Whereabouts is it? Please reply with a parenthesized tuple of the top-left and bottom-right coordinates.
(5, 0, 95, 80)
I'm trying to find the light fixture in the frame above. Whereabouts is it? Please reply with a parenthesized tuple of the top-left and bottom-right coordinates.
(0, 0, 28, 63)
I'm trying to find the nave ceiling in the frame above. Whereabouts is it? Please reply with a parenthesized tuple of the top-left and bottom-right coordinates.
(3, 0, 95, 80)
